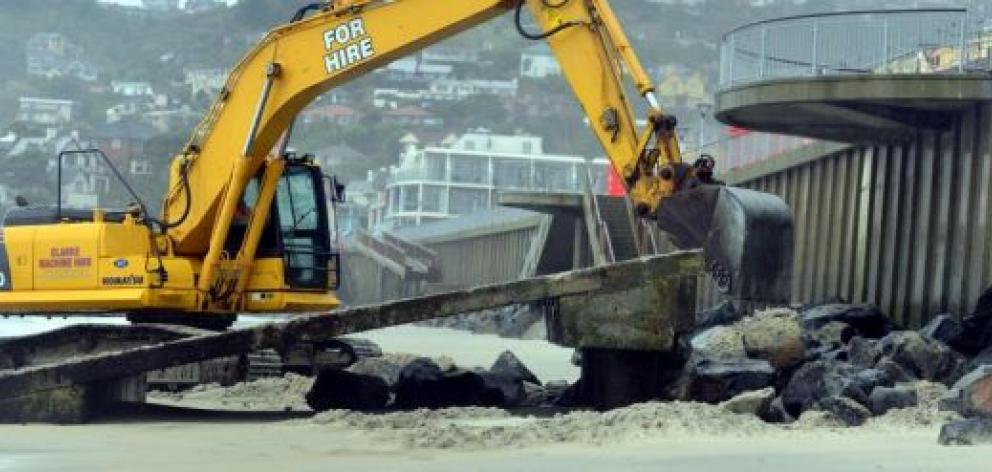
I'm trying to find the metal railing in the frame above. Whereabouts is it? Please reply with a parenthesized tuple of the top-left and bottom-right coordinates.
(583, 166, 615, 265)
(720, 8, 990, 89)
(694, 132, 816, 173)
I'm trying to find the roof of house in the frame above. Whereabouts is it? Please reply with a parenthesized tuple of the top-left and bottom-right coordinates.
(384, 106, 432, 118)
(90, 120, 159, 141)
(304, 104, 357, 118)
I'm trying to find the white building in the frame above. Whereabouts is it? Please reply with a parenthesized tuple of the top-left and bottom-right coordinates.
(15, 98, 74, 126)
(25, 33, 98, 82)
(427, 78, 518, 101)
(383, 130, 610, 228)
(520, 44, 561, 79)
(111, 81, 155, 97)
(184, 68, 228, 97)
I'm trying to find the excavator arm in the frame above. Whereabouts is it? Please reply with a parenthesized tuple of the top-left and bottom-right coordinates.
(161, 0, 793, 310)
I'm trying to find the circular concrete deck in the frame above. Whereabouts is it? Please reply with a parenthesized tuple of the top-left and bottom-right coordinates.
(715, 74, 992, 143)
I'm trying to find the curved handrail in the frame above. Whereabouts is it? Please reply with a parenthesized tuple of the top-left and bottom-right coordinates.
(720, 8, 981, 89)
(721, 8, 967, 40)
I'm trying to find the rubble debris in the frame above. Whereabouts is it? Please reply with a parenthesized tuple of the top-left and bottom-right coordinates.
(938, 418, 992, 446)
(719, 387, 775, 416)
(742, 308, 806, 370)
(868, 386, 918, 416)
(305, 370, 389, 412)
(800, 304, 894, 339)
(687, 358, 775, 404)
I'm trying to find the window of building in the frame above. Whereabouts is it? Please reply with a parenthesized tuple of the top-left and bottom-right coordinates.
(424, 152, 446, 181)
(533, 162, 574, 191)
(493, 159, 530, 189)
(401, 185, 419, 212)
(422, 185, 445, 213)
(450, 155, 487, 184)
(448, 188, 488, 214)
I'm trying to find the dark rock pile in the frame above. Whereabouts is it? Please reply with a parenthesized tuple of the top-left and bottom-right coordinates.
(681, 287, 992, 445)
(305, 350, 567, 412)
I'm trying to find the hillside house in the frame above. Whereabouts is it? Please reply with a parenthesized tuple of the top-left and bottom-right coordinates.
(90, 120, 159, 168)
(25, 33, 98, 81)
(15, 98, 73, 127)
(520, 44, 561, 79)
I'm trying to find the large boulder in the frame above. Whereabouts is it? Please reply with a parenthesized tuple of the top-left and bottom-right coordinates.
(919, 314, 964, 349)
(305, 370, 390, 412)
(781, 360, 872, 417)
(761, 396, 796, 424)
(742, 308, 806, 370)
(719, 387, 776, 416)
(847, 337, 882, 369)
(808, 321, 856, 351)
(946, 365, 992, 418)
(869, 386, 919, 415)
(393, 358, 490, 409)
(816, 396, 872, 427)
(690, 325, 746, 361)
(490, 350, 541, 386)
(687, 358, 776, 404)
(801, 304, 894, 339)
(967, 346, 992, 372)
(956, 287, 992, 355)
(475, 370, 527, 407)
(938, 418, 992, 446)
(878, 331, 966, 385)
(874, 357, 917, 383)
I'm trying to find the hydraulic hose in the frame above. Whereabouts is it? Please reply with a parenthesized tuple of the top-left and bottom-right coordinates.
(514, 0, 582, 41)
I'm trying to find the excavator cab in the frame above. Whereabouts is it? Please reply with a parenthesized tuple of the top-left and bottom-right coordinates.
(234, 157, 338, 292)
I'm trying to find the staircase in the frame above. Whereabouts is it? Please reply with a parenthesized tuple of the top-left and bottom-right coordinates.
(595, 195, 639, 262)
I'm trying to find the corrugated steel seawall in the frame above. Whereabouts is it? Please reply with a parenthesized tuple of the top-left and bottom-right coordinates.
(729, 103, 992, 327)
(424, 227, 538, 291)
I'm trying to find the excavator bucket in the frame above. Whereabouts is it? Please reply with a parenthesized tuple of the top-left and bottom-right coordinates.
(657, 186, 794, 305)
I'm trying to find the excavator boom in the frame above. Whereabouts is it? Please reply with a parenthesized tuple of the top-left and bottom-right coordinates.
(0, 0, 793, 320)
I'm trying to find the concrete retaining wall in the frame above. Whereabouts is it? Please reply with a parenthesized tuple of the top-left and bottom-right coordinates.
(730, 103, 992, 327)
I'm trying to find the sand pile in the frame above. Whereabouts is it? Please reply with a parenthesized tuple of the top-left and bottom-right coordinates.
(309, 401, 775, 449)
(151, 373, 314, 411)
(865, 381, 961, 430)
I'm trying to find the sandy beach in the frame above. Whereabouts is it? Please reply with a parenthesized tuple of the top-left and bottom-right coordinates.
(1, 319, 989, 471)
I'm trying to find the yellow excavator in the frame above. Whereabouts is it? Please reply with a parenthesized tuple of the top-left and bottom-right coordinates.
(0, 0, 792, 330)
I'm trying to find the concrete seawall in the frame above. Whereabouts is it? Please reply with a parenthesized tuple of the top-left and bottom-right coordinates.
(724, 103, 992, 326)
